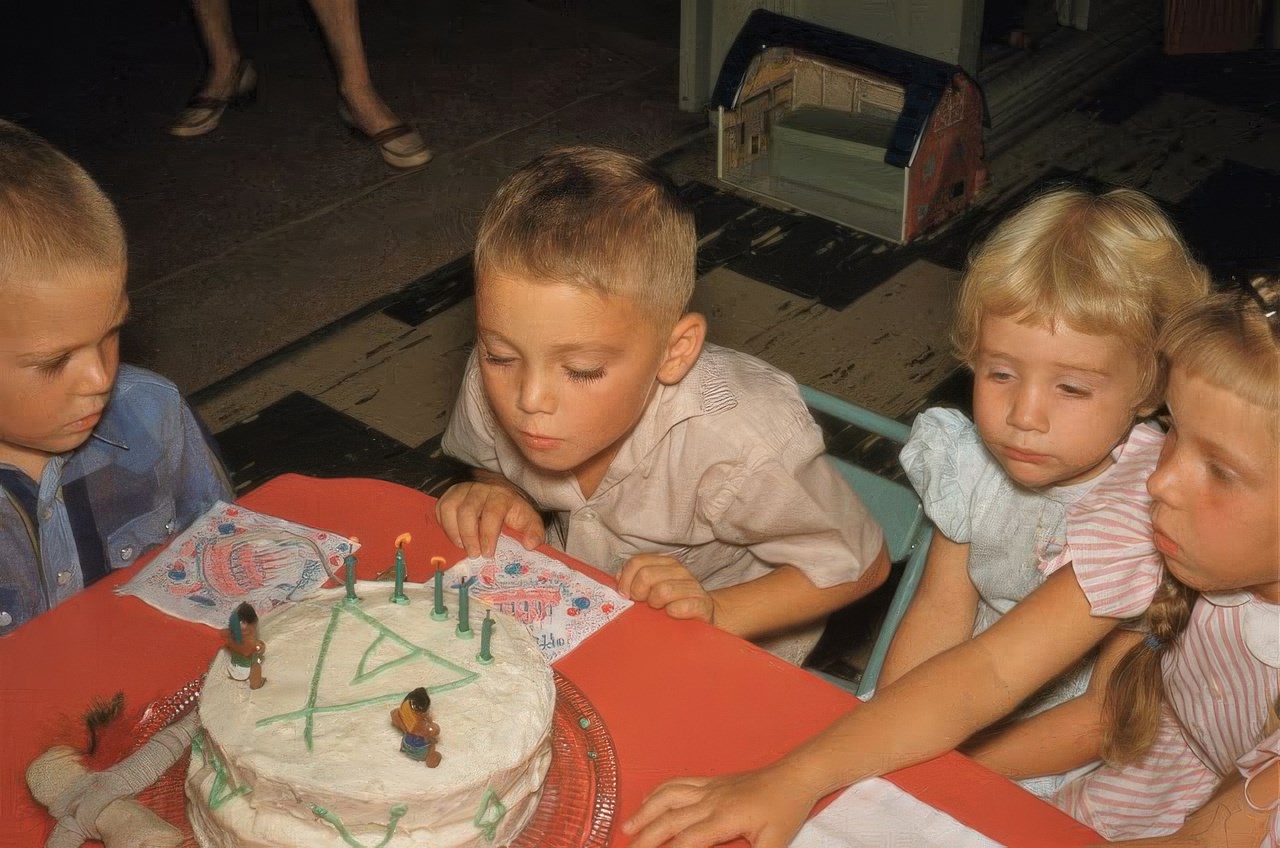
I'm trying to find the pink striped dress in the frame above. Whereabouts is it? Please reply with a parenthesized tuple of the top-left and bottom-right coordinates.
(1045, 445, 1280, 841)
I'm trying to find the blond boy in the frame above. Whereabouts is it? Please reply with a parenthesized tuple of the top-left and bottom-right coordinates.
(438, 147, 888, 664)
(0, 120, 232, 633)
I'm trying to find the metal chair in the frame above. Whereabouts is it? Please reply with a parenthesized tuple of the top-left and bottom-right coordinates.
(800, 385, 932, 697)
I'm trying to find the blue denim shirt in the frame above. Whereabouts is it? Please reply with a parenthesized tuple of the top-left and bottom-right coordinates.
(0, 365, 232, 634)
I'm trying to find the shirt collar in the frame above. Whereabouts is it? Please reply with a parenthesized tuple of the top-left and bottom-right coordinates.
(1203, 590, 1280, 668)
(87, 395, 130, 450)
(596, 345, 734, 495)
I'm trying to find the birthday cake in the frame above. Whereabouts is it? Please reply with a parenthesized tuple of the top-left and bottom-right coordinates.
(185, 582, 556, 848)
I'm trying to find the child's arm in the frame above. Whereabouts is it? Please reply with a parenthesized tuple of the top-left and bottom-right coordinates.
(617, 545, 890, 641)
(965, 627, 1142, 779)
(623, 566, 1119, 848)
(878, 534, 979, 689)
(1104, 767, 1278, 847)
(435, 470, 545, 558)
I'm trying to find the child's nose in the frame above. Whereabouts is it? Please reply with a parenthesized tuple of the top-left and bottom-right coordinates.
(1006, 386, 1048, 432)
(516, 373, 555, 415)
(77, 352, 115, 396)
(1146, 439, 1179, 504)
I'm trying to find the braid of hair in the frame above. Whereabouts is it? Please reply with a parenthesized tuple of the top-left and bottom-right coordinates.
(1100, 571, 1197, 764)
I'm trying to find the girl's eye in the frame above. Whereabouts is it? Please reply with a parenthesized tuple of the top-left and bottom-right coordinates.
(1059, 384, 1092, 398)
(566, 367, 605, 384)
(1206, 461, 1236, 484)
(482, 353, 514, 367)
(37, 356, 70, 376)
(986, 370, 1013, 383)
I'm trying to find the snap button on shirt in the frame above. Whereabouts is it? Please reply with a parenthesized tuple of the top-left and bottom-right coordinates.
(56, 570, 72, 586)
(119, 545, 134, 562)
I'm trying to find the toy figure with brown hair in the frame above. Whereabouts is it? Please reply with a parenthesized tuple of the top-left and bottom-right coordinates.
(391, 687, 441, 768)
(225, 602, 266, 689)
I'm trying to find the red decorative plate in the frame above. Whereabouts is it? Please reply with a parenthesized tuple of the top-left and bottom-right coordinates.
(515, 671, 619, 847)
(123, 671, 617, 847)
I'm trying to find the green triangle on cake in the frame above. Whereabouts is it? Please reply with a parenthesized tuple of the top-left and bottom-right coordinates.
(256, 601, 479, 751)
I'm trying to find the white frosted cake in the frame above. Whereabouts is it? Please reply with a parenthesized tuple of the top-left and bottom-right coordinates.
(186, 582, 556, 848)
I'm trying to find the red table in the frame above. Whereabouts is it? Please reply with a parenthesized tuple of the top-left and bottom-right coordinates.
(1, 475, 1101, 847)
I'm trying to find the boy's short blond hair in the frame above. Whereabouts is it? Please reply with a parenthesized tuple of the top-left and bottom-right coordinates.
(1159, 288, 1278, 417)
(953, 186, 1209, 413)
(0, 120, 126, 287)
(474, 146, 695, 330)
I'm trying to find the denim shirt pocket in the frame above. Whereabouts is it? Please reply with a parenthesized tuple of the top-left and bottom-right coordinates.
(0, 586, 26, 634)
(107, 498, 177, 569)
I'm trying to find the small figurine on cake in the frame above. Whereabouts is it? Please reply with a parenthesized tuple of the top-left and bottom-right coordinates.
(225, 602, 267, 689)
(391, 687, 442, 768)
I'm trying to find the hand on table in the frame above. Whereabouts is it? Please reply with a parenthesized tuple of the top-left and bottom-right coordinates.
(617, 555, 721, 626)
(435, 478, 544, 558)
(622, 766, 816, 848)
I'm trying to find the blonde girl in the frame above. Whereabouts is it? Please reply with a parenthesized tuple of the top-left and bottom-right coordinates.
(883, 186, 1210, 797)
(1055, 290, 1279, 845)
(621, 187, 1211, 848)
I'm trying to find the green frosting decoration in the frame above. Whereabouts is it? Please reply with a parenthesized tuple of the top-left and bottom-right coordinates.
(473, 788, 508, 842)
(255, 600, 480, 751)
(192, 731, 251, 810)
(312, 803, 408, 848)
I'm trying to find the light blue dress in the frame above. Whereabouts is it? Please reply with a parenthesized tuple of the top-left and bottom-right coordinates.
(900, 407, 1107, 797)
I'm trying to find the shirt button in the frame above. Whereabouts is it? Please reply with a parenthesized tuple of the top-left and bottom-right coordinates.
(40, 507, 53, 521)
(165, 520, 175, 533)
(580, 509, 597, 521)
(0, 611, 11, 626)
(119, 546, 134, 561)
(56, 570, 72, 586)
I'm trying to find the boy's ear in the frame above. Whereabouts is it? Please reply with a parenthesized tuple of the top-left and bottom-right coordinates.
(656, 313, 707, 386)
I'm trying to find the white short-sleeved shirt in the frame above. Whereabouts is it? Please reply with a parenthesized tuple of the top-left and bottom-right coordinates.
(1058, 592, 1280, 840)
(901, 409, 1165, 796)
(442, 343, 885, 665)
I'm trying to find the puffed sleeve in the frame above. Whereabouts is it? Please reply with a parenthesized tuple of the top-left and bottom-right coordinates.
(899, 407, 988, 544)
(440, 349, 501, 473)
(1039, 422, 1165, 619)
(1237, 729, 1280, 848)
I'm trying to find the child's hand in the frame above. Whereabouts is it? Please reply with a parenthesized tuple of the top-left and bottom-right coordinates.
(622, 766, 814, 848)
(617, 555, 720, 626)
(435, 479, 544, 558)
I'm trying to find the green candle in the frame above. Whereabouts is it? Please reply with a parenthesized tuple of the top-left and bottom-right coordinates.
(455, 576, 475, 639)
(343, 550, 359, 603)
(430, 556, 448, 621)
(477, 610, 494, 664)
(391, 534, 410, 605)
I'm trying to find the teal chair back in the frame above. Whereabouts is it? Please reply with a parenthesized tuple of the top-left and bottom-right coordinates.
(800, 386, 932, 697)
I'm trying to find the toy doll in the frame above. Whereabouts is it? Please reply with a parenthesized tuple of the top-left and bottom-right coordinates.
(391, 687, 441, 768)
(225, 602, 266, 689)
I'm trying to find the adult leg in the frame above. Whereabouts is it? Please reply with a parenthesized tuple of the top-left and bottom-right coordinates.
(305, 0, 400, 134)
(171, 0, 256, 136)
(190, 0, 246, 98)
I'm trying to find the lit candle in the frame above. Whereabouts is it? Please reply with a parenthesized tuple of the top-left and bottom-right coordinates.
(391, 533, 411, 605)
(476, 610, 494, 664)
(343, 537, 360, 604)
(430, 556, 448, 621)
(455, 576, 475, 639)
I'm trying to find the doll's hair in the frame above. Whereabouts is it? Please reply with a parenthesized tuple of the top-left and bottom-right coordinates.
(406, 687, 431, 713)
(474, 146, 696, 331)
(1100, 288, 1279, 764)
(0, 119, 126, 288)
(228, 602, 258, 643)
(952, 186, 1209, 415)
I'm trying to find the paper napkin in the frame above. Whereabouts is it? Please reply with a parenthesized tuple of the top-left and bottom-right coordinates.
(792, 777, 1001, 848)
(445, 534, 632, 663)
(117, 501, 358, 627)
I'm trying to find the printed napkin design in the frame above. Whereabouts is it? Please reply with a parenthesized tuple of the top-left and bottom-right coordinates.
(117, 501, 358, 627)
(446, 535, 632, 663)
